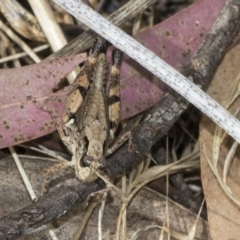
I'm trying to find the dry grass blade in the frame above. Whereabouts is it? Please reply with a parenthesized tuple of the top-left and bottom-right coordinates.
(131, 151, 199, 187)
(98, 191, 108, 240)
(130, 224, 201, 240)
(223, 140, 238, 184)
(9, 146, 60, 239)
(132, 12, 143, 35)
(28, 0, 79, 84)
(0, 20, 41, 62)
(17, 154, 60, 162)
(159, 182, 170, 240)
(223, 72, 240, 108)
(130, 225, 162, 240)
(48, 0, 155, 58)
(73, 197, 99, 240)
(9, 146, 37, 201)
(19, 144, 67, 162)
(120, 173, 127, 240)
(212, 74, 240, 169)
(115, 156, 152, 240)
(182, 199, 205, 240)
(0, 44, 49, 64)
(28, 0, 67, 51)
(204, 145, 240, 206)
(0, 0, 46, 42)
(116, 149, 199, 240)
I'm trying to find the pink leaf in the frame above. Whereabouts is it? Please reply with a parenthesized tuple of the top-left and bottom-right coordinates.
(117, 0, 226, 119)
(0, 54, 86, 148)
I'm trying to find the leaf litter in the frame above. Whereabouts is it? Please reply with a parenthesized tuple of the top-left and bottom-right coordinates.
(0, 0, 236, 239)
(200, 42, 240, 240)
(0, 0, 227, 148)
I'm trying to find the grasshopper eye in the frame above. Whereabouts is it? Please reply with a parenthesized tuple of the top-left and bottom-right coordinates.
(81, 155, 94, 167)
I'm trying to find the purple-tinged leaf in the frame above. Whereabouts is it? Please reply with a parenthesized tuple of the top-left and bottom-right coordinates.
(117, 0, 226, 119)
(0, 54, 86, 148)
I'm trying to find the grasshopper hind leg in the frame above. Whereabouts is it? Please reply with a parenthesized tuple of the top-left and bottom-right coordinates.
(108, 49, 123, 142)
(62, 37, 108, 123)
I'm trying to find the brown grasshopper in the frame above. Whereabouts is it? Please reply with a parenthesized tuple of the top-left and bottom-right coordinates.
(29, 38, 122, 183)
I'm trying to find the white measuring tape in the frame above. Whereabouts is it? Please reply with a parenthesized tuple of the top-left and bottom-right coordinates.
(54, 0, 240, 143)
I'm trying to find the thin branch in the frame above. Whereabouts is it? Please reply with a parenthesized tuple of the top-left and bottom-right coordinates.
(28, 0, 67, 52)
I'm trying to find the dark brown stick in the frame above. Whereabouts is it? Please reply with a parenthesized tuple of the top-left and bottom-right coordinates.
(106, 0, 240, 179)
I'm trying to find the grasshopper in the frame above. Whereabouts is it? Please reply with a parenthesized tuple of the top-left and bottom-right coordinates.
(29, 38, 122, 184)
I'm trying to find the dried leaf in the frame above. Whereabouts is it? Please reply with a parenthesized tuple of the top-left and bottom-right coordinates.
(200, 44, 240, 240)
